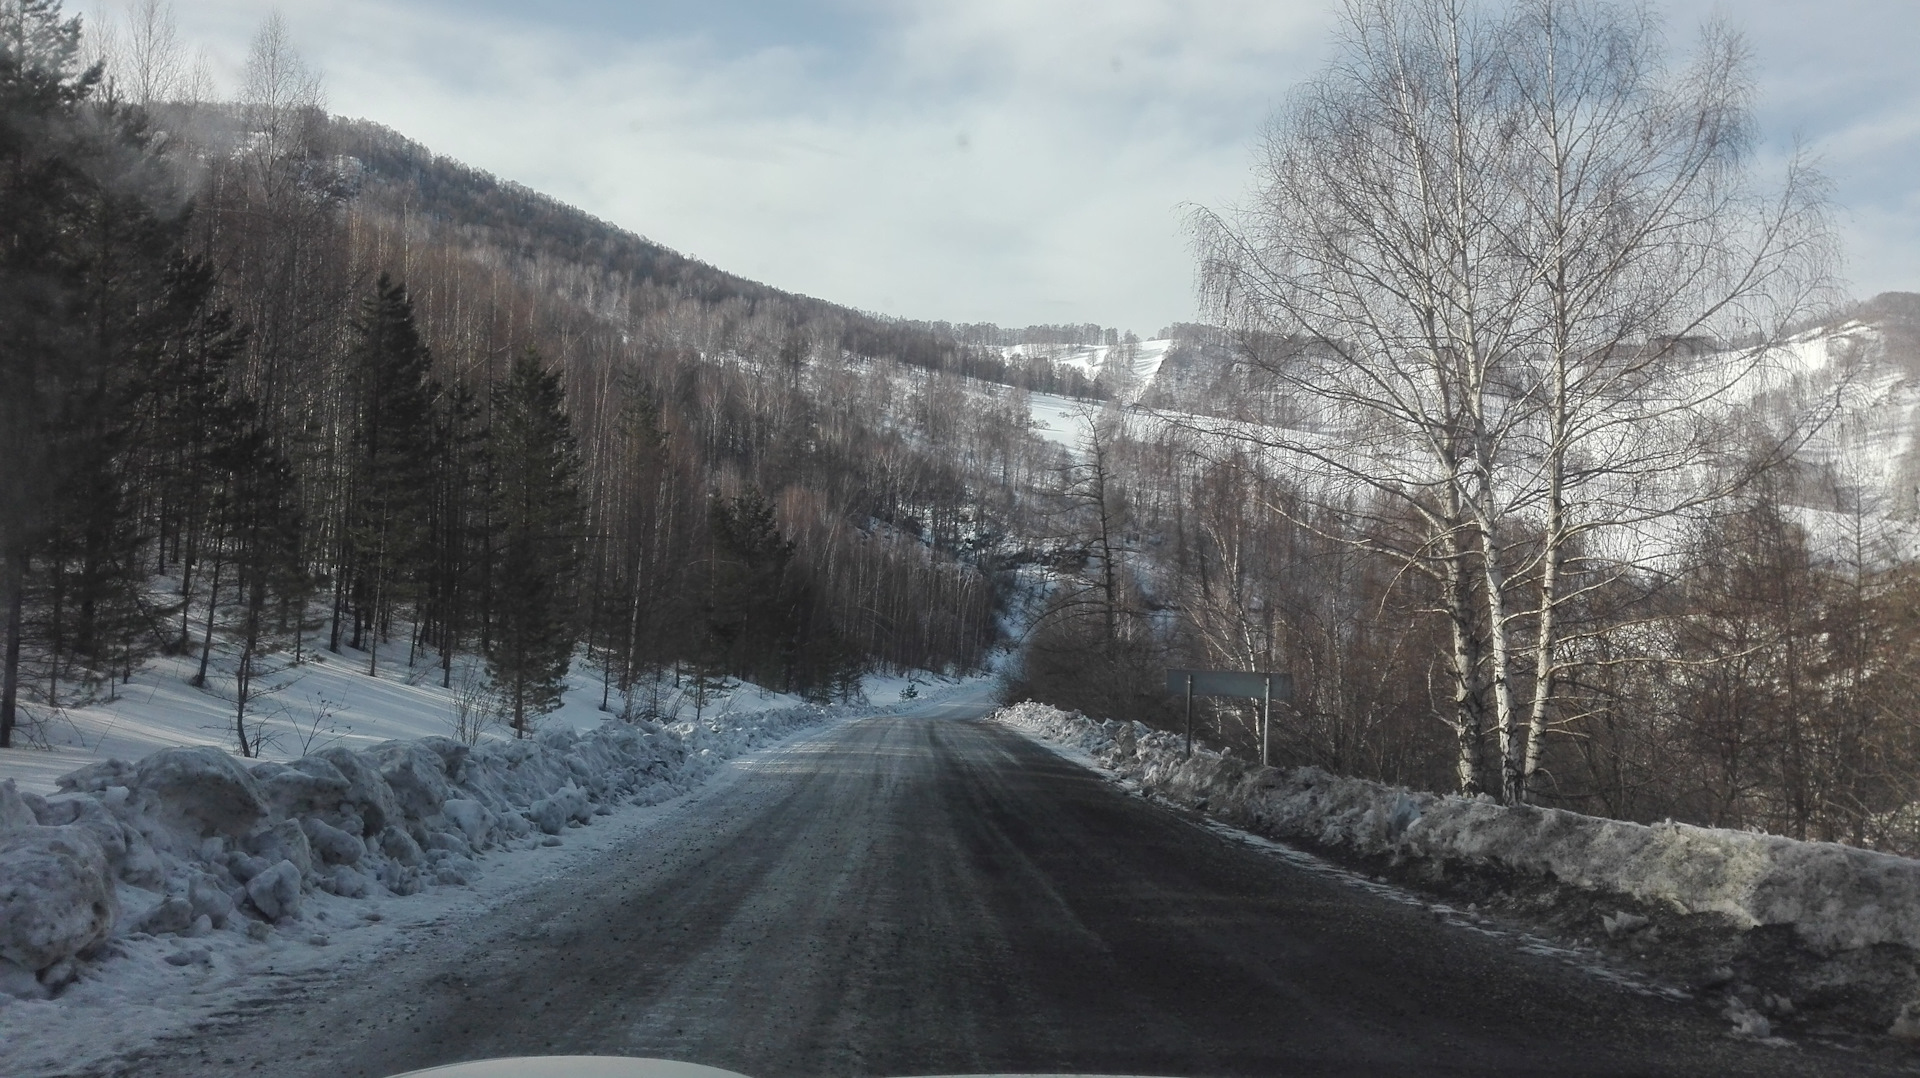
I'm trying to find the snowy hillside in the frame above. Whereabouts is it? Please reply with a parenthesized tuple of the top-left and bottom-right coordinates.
(1054, 298, 1920, 566)
(985, 300, 1920, 558)
(1025, 391, 1103, 450)
(1002, 338, 1174, 403)
(1757, 317, 1920, 508)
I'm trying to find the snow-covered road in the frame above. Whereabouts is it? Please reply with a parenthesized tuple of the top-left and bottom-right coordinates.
(102, 689, 1900, 1078)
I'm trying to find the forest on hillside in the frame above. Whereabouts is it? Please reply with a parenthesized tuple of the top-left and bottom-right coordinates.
(0, 1, 1082, 753)
(1004, 0, 1920, 857)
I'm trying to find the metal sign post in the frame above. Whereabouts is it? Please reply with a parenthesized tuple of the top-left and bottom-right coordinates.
(1164, 668, 1293, 764)
(1184, 673, 1194, 758)
(1262, 674, 1272, 768)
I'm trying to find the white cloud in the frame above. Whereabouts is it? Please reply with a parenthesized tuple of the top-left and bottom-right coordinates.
(88, 0, 1329, 331)
(80, 0, 1920, 329)
(1663, 0, 1920, 298)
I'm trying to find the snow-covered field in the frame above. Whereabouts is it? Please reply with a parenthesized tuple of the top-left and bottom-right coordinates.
(0, 637, 977, 1075)
(0, 633, 934, 797)
(1003, 338, 1173, 403)
(1025, 391, 1102, 450)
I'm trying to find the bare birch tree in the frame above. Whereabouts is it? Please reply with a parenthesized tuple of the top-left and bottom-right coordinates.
(99, 0, 179, 106)
(1192, 0, 1834, 802)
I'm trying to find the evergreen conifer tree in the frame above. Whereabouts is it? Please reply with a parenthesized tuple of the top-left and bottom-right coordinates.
(132, 256, 250, 656)
(40, 97, 193, 706)
(428, 380, 486, 687)
(221, 420, 304, 756)
(338, 273, 439, 673)
(706, 488, 812, 691)
(0, 2, 203, 737)
(486, 350, 582, 736)
(0, 0, 96, 745)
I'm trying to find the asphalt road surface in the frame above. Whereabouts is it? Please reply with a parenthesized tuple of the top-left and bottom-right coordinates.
(135, 692, 1916, 1077)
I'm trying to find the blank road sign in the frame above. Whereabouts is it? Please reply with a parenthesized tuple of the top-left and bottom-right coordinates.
(1165, 669, 1293, 699)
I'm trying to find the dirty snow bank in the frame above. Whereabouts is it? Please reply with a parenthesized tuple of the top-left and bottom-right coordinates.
(0, 701, 845, 998)
(995, 702, 1920, 971)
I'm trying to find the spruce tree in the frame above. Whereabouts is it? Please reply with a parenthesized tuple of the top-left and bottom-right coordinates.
(0, 1, 95, 745)
(338, 273, 438, 673)
(133, 256, 250, 656)
(705, 487, 809, 691)
(486, 350, 583, 736)
(43, 101, 191, 705)
(0, 3, 200, 737)
(428, 380, 486, 687)
(220, 420, 305, 756)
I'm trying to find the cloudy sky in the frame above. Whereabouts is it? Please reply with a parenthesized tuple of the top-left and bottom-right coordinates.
(88, 0, 1920, 334)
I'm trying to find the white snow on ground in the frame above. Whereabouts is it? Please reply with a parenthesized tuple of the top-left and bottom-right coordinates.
(1003, 339, 1173, 403)
(994, 702, 1920, 960)
(1026, 391, 1101, 450)
(0, 632, 932, 796)
(0, 677, 981, 1077)
(1007, 340, 1178, 448)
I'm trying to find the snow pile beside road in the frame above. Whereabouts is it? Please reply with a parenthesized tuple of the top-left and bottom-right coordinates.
(995, 701, 1920, 957)
(0, 703, 835, 997)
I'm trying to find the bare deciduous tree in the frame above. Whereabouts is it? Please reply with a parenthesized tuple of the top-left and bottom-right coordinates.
(1192, 0, 1835, 803)
(113, 0, 179, 106)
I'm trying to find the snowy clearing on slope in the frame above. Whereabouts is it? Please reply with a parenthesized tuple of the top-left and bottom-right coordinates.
(1001, 339, 1173, 403)
(1015, 314, 1920, 574)
(1025, 391, 1101, 450)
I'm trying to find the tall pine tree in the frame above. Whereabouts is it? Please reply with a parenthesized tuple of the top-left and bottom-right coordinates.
(336, 273, 438, 674)
(706, 487, 834, 695)
(427, 380, 486, 687)
(487, 350, 582, 736)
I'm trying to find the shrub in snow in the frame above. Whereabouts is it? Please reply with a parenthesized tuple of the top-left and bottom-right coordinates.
(0, 826, 117, 972)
